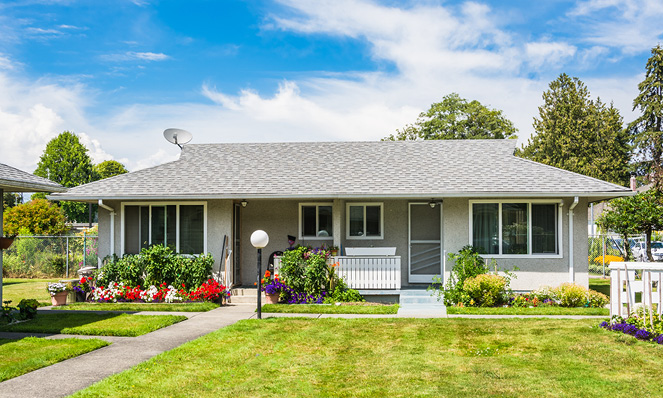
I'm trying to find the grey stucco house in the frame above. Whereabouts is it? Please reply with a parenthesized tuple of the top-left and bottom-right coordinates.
(50, 139, 632, 292)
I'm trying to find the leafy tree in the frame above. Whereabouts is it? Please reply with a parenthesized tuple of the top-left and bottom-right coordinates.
(597, 190, 663, 261)
(94, 160, 128, 180)
(383, 93, 518, 141)
(519, 74, 630, 186)
(629, 45, 663, 189)
(3, 199, 68, 236)
(34, 131, 95, 222)
(3, 192, 22, 211)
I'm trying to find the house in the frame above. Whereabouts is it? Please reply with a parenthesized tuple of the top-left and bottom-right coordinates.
(0, 162, 65, 304)
(49, 139, 633, 293)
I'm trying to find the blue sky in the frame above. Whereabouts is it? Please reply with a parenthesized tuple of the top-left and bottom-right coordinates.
(0, 0, 661, 172)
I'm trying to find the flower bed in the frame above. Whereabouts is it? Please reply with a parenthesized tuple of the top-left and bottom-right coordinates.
(600, 307, 663, 345)
(91, 279, 229, 303)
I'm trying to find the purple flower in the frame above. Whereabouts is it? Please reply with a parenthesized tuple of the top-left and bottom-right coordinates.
(635, 329, 652, 340)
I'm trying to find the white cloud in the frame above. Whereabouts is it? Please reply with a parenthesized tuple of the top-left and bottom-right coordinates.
(525, 41, 577, 69)
(100, 51, 169, 63)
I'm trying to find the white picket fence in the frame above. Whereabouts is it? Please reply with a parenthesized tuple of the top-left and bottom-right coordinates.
(609, 262, 663, 317)
(274, 256, 401, 290)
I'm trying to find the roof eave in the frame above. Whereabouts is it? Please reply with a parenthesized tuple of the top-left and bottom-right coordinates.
(0, 179, 66, 193)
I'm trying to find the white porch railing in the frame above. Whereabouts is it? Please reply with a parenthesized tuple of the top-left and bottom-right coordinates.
(609, 262, 663, 317)
(273, 256, 401, 290)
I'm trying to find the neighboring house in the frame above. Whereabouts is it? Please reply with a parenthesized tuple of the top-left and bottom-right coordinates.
(50, 140, 632, 292)
(1, 162, 65, 304)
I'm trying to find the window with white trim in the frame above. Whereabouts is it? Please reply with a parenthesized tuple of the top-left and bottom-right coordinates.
(124, 204, 205, 254)
(346, 203, 383, 239)
(299, 203, 333, 239)
(470, 201, 560, 256)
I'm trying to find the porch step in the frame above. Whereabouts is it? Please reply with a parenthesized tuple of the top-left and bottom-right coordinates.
(397, 289, 446, 317)
(229, 288, 266, 304)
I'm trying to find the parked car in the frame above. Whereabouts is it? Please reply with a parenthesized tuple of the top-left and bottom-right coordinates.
(632, 241, 663, 261)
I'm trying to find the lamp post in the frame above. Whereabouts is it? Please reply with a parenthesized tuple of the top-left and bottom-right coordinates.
(250, 230, 269, 319)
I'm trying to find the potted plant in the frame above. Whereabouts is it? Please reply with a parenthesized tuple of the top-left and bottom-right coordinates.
(329, 245, 339, 257)
(0, 235, 16, 250)
(47, 282, 71, 306)
(260, 271, 289, 304)
(73, 277, 94, 302)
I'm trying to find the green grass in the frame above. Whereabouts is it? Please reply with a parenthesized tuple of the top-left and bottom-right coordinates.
(71, 318, 663, 397)
(59, 302, 220, 312)
(447, 306, 608, 316)
(2, 278, 61, 305)
(261, 303, 399, 314)
(0, 337, 108, 382)
(0, 313, 186, 337)
(589, 277, 611, 297)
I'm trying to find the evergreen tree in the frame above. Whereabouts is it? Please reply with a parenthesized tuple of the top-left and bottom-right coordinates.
(629, 45, 663, 189)
(383, 93, 517, 141)
(519, 73, 630, 186)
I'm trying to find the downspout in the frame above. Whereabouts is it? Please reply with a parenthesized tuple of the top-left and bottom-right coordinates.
(568, 197, 579, 283)
(98, 200, 115, 266)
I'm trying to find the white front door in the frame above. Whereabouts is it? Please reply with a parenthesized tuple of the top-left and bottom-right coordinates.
(408, 203, 443, 283)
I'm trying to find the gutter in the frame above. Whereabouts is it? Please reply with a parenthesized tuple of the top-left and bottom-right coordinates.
(568, 197, 579, 283)
(98, 200, 115, 263)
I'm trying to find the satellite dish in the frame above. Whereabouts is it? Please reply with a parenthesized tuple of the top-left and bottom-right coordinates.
(163, 128, 193, 149)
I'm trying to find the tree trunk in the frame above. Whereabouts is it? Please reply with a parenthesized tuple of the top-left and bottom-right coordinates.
(646, 228, 653, 262)
(623, 234, 631, 261)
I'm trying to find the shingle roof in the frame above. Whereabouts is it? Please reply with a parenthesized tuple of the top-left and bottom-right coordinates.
(0, 163, 65, 193)
(50, 140, 632, 201)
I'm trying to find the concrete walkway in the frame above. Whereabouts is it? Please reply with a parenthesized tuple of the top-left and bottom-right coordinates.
(0, 304, 256, 398)
(0, 305, 606, 398)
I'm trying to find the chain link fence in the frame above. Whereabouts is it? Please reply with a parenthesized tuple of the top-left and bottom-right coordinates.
(2, 234, 98, 278)
(588, 234, 645, 276)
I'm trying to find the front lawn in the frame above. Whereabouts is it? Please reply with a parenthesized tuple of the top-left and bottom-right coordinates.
(60, 302, 220, 312)
(0, 313, 186, 337)
(0, 337, 109, 382)
(2, 278, 60, 305)
(72, 318, 663, 397)
(589, 277, 611, 297)
(261, 303, 399, 314)
(447, 306, 608, 316)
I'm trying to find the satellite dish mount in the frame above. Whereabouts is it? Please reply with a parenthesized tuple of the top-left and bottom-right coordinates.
(163, 128, 193, 150)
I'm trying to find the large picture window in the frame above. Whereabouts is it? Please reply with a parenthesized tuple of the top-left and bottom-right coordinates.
(299, 203, 333, 239)
(470, 201, 560, 256)
(346, 203, 383, 239)
(123, 203, 206, 255)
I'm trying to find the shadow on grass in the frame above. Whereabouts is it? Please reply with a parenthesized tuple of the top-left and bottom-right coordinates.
(0, 312, 123, 334)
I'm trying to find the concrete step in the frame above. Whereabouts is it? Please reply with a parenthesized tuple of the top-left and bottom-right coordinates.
(399, 296, 443, 305)
(229, 288, 265, 304)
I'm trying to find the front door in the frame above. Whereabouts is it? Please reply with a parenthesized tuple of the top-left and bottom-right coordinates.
(408, 203, 443, 283)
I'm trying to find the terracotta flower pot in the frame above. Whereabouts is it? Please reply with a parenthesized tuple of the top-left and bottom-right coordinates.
(265, 292, 280, 304)
(51, 291, 68, 306)
(0, 237, 15, 250)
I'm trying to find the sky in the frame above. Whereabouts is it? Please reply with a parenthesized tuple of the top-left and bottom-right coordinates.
(0, 0, 661, 173)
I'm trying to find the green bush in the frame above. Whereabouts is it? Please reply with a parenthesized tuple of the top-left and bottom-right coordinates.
(97, 245, 214, 290)
(553, 283, 589, 307)
(463, 274, 507, 307)
(588, 289, 609, 308)
(17, 299, 39, 319)
(278, 246, 334, 297)
(323, 279, 365, 303)
(432, 246, 489, 306)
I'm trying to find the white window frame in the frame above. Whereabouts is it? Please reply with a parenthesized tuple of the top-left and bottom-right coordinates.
(468, 199, 563, 258)
(120, 201, 207, 255)
(346, 202, 384, 240)
(298, 202, 334, 240)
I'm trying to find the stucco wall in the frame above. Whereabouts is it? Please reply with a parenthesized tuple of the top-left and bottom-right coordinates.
(443, 197, 589, 290)
(206, 199, 233, 276)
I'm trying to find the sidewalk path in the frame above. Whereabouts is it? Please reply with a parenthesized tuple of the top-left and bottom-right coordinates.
(0, 304, 256, 398)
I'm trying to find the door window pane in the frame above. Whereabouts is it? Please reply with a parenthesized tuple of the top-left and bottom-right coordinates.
(472, 203, 498, 254)
(151, 206, 166, 246)
(140, 206, 149, 249)
(166, 205, 177, 250)
(502, 203, 528, 254)
(532, 204, 557, 254)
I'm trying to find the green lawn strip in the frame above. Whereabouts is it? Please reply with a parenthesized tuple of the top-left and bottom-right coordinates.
(589, 278, 611, 297)
(59, 302, 219, 312)
(71, 318, 663, 397)
(261, 303, 399, 314)
(0, 337, 109, 382)
(0, 313, 187, 337)
(2, 278, 61, 306)
(447, 306, 608, 316)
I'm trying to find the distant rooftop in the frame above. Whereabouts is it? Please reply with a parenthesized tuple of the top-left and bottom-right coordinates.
(50, 140, 632, 201)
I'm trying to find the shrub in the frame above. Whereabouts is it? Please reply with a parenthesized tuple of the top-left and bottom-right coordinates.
(17, 299, 39, 319)
(552, 283, 608, 308)
(463, 273, 507, 307)
(278, 246, 336, 297)
(2, 199, 68, 236)
(435, 246, 489, 306)
(588, 289, 609, 308)
(324, 278, 365, 303)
